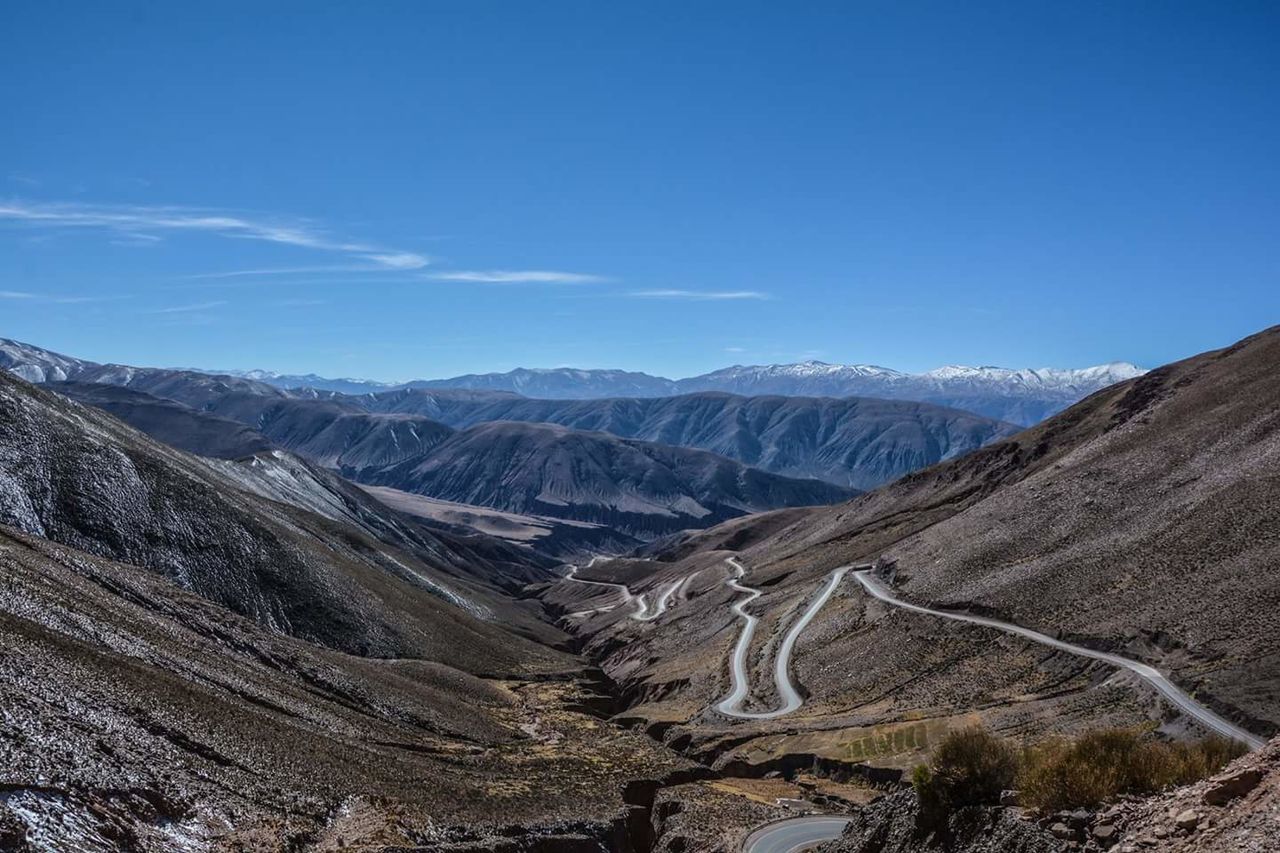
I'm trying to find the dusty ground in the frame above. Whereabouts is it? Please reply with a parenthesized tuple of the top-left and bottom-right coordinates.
(1104, 736, 1280, 852)
(551, 328, 1280, 829)
(0, 528, 696, 851)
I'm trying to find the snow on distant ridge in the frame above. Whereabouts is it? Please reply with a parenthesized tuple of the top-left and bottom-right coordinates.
(0, 335, 1146, 426)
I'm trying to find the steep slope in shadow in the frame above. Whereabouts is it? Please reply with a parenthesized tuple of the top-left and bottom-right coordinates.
(364, 390, 1022, 489)
(201, 390, 457, 476)
(50, 380, 275, 459)
(0, 370, 560, 670)
(364, 420, 859, 540)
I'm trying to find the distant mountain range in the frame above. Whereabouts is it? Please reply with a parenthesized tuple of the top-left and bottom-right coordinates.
(3, 339, 877, 541)
(201, 359, 1145, 426)
(43, 379, 855, 541)
(3, 337, 1019, 493)
(357, 389, 1017, 489)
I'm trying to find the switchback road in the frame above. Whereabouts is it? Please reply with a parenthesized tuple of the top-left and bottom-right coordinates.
(717, 558, 850, 720)
(853, 569, 1265, 750)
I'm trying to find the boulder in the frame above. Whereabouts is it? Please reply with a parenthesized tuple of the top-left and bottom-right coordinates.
(1173, 809, 1200, 831)
(1092, 823, 1118, 846)
(1201, 768, 1264, 806)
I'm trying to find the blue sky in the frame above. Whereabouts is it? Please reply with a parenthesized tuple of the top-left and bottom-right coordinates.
(2, 1, 1277, 380)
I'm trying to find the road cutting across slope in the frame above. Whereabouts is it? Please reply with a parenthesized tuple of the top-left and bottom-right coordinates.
(561, 557, 694, 622)
(853, 569, 1266, 750)
(716, 557, 850, 720)
(742, 815, 854, 853)
(632, 577, 685, 621)
(562, 559, 633, 617)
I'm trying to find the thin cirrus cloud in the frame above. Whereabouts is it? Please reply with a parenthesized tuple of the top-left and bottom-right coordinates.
(0, 200, 430, 272)
(427, 270, 609, 284)
(1, 289, 128, 304)
(628, 289, 770, 301)
(148, 300, 228, 314)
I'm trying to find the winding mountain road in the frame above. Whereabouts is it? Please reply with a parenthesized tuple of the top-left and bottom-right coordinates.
(562, 560, 633, 618)
(742, 815, 854, 853)
(740, 567, 1266, 851)
(632, 577, 686, 621)
(853, 569, 1266, 750)
(562, 558, 694, 623)
(716, 558, 850, 720)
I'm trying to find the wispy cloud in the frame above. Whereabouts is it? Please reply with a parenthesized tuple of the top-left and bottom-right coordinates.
(724, 346, 747, 353)
(149, 300, 227, 314)
(185, 262, 430, 280)
(0, 201, 429, 271)
(428, 270, 608, 284)
(272, 298, 329, 307)
(110, 232, 163, 247)
(628, 289, 770, 301)
(1, 289, 127, 304)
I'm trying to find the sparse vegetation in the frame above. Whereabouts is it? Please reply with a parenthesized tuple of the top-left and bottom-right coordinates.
(913, 726, 1246, 825)
(1017, 728, 1247, 812)
(912, 726, 1017, 828)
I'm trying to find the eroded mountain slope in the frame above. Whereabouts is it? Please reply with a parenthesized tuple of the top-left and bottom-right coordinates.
(0, 526, 694, 851)
(0, 370, 561, 667)
(364, 390, 1020, 490)
(560, 326, 1280, 777)
(365, 420, 858, 539)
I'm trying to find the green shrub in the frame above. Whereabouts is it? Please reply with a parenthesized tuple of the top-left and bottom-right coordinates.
(912, 763, 947, 830)
(912, 726, 1017, 829)
(1017, 729, 1247, 812)
(911, 726, 1246, 821)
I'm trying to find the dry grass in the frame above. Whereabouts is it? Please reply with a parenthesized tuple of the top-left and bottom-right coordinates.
(913, 726, 1246, 823)
(913, 726, 1017, 826)
(1017, 728, 1247, 812)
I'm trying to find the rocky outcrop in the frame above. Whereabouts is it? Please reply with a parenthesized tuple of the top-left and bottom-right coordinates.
(1099, 737, 1280, 852)
(818, 791, 1061, 853)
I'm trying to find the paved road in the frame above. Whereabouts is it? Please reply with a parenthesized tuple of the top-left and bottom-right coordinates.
(717, 558, 850, 720)
(742, 815, 854, 853)
(632, 577, 685, 621)
(853, 569, 1266, 750)
(562, 559, 632, 617)
(562, 558, 692, 623)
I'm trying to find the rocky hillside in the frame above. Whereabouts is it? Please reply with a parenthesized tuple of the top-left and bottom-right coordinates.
(0, 522, 694, 851)
(561, 325, 1280, 782)
(362, 390, 1021, 489)
(1099, 735, 1280, 851)
(364, 420, 858, 539)
(0, 369, 562, 665)
(815, 735, 1280, 853)
(0, 367, 707, 851)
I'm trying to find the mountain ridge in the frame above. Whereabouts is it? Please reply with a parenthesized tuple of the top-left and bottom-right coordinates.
(177, 352, 1144, 425)
(2, 337, 1023, 492)
(561, 324, 1280, 775)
